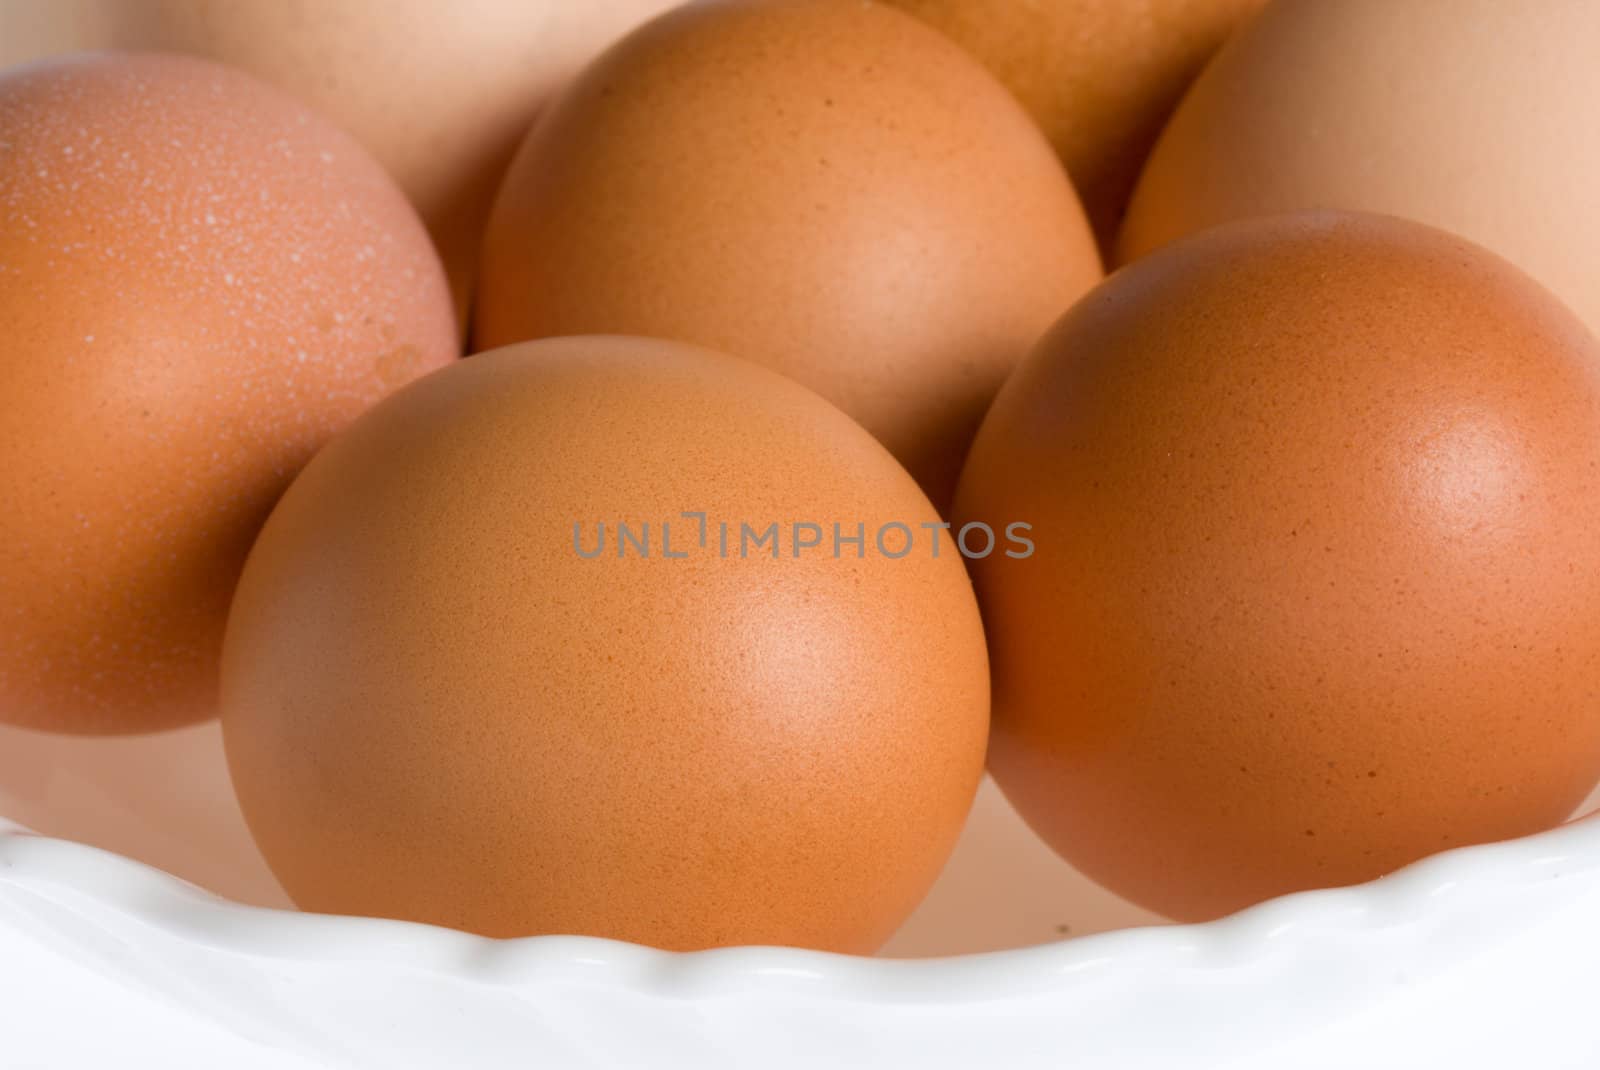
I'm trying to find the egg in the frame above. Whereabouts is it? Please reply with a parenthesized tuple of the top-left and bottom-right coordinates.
(0, 0, 108, 69)
(0, 0, 685, 324)
(882, 0, 1267, 251)
(1120, 0, 1600, 343)
(221, 335, 991, 951)
(955, 211, 1600, 921)
(475, 0, 1100, 511)
(0, 54, 457, 734)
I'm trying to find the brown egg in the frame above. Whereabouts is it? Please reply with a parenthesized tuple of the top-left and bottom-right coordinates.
(221, 335, 990, 951)
(0, 0, 685, 325)
(0, 54, 457, 735)
(475, 0, 1100, 511)
(882, 0, 1267, 251)
(955, 211, 1600, 921)
(0, 0, 109, 69)
(1119, 0, 1600, 343)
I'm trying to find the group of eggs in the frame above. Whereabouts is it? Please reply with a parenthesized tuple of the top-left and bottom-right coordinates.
(4, 0, 1600, 954)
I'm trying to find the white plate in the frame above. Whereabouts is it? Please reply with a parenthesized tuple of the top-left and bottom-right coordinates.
(2, 720, 1598, 1068)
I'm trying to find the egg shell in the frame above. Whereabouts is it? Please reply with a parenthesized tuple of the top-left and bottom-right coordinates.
(882, 0, 1267, 251)
(0, 0, 684, 325)
(475, 0, 1101, 511)
(1119, 0, 1600, 343)
(221, 335, 991, 952)
(956, 211, 1600, 921)
(0, 53, 457, 734)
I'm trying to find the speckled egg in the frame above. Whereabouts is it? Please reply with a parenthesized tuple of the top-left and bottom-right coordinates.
(221, 335, 991, 951)
(0, 53, 457, 734)
(475, 0, 1100, 511)
(53, 0, 685, 325)
(956, 211, 1600, 921)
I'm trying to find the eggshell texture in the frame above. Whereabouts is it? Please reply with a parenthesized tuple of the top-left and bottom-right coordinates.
(1119, 0, 1600, 343)
(882, 0, 1266, 251)
(221, 335, 991, 951)
(0, 0, 685, 324)
(475, 0, 1100, 511)
(955, 211, 1600, 922)
(0, 54, 457, 734)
